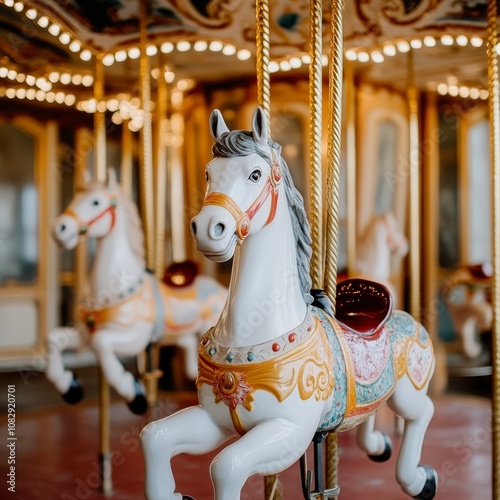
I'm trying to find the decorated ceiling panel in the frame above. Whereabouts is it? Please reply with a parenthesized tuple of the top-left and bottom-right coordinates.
(0, 0, 495, 106)
(9, 0, 492, 54)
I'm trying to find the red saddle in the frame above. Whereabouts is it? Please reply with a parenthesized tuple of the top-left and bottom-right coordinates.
(163, 260, 199, 288)
(465, 262, 492, 280)
(335, 279, 393, 337)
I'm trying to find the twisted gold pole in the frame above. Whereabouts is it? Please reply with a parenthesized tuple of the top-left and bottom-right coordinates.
(487, 0, 500, 495)
(256, 0, 271, 127)
(308, 0, 324, 290)
(407, 50, 421, 322)
(139, 0, 155, 271)
(94, 55, 106, 183)
(324, 1, 344, 495)
(93, 55, 113, 495)
(155, 63, 168, 279)
(256, 2, 280, 497)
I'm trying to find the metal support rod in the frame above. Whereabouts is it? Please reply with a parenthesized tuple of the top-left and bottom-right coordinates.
(324, 1, 345, 496)
(487, 0, 500, 495)
(94, 56, 106, 183)
(255, 2, 280, 497)
(98, 369, 113, 494)
(255, 0, 271, 127)
(345, 59, 357, 278)
(93, 55, 112, 495)
(308, 0, 324, 290)
(408, 49, 421, 322)
(139, 0, 155, 271)
(155, 62, 168, 279)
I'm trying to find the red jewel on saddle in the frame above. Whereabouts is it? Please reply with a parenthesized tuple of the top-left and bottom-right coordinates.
(272, 343, 280, 352)
(288, 333, 297, 343)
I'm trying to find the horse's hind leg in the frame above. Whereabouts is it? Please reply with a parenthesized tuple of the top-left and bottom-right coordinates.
(388, 376, 437, 499)
(357, 414, 392, 462)
(141, 406, 230, 500)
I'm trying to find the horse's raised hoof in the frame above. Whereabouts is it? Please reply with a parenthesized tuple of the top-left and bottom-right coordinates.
(368, 432, 392, 463)
(126, 379, 148, 415)
(61, 374, 84, 405)
(412, 465, 437, 500)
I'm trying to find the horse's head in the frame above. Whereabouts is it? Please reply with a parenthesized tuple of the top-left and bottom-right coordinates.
(384, 212, 409, 258)
(53, 168, 119, 249)
(191, 107, 282, 262)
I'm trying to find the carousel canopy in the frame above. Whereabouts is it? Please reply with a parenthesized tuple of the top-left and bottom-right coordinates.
(0, 0, 494, 106)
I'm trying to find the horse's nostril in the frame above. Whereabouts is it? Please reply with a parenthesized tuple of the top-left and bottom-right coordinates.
(60, 224, 66, 232)
(214, 223, 225, 237)
(191, 220, 197, 235)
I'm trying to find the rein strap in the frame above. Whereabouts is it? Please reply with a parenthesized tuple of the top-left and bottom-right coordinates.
(202, 158, 281, 243)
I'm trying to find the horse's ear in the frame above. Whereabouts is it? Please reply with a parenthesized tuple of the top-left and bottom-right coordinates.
(209, 109, 229, 142)
(107, 167, 118, 192)
(252, 106, 269, 147)
(83, 169, 92, 185)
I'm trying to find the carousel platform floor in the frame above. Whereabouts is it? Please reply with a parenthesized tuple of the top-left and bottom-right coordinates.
(0, 369, 491, 500)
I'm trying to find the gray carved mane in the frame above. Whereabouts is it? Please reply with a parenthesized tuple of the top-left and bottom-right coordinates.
(212, 130, 313, 304)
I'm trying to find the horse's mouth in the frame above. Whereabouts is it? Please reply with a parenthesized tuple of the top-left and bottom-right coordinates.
(54, 231, 79, 250)
(196, 233, 237, 262)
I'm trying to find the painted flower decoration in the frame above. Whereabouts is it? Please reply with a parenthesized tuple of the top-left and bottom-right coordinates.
(213, 370, 254, 411)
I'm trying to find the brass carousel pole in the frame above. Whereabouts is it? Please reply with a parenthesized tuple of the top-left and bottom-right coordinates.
(256, 3, 286, 497)
(256, 4, 283, 497)
(308, 0, 324, 291)
(94, 53, 113, 495)
(139, 0, 155, 272)
(486, 0, 500, 495)
(256, 0, 271, 125)
(345, 59, 357, 278)
(154, 62, 168, 280)
(407, 49, 421, 323)
(324, 0, 344, 496)
(138, 0, 160, 415)
(143, 59, 168, 413)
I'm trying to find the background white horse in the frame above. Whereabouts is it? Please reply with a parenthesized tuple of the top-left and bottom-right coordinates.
(46, 169, 227, 414)
(141, 107, 436, 499)
(355, 211, 408, 308)
(444, 263, 492, 358)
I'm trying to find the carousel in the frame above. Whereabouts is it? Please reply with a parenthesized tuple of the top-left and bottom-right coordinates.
(0, 0, 497, 499)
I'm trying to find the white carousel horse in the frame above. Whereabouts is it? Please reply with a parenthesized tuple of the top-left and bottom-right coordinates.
(46, 169, 227, 414)
(141, 107, 437, 499)
(355, 211, 408, 308)
(444, 263, 492, 359)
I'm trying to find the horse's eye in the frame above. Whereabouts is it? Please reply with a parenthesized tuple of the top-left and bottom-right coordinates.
(92, 199, 100, 206)
(249, 169, 262, 183)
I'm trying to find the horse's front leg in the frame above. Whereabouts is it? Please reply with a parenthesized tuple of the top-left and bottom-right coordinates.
(45, 326, 85, 403)
(210, 417, 311, 500)
(91, 325, 151, 405)
(141, 406, 231, 500)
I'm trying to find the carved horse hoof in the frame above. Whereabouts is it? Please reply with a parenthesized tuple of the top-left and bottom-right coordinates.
(368, 432, 392, 463)
(412, 465, 437, 500)
(61, 374, 84, 405)
(126, 379, 148, 415)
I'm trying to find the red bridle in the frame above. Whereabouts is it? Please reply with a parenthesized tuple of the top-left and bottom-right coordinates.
(202, 152, 282, 244)
(64, 195, 117, 235)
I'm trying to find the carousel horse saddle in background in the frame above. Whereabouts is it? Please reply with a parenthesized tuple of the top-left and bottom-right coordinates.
(335, 279, 393, 337)
(163, 260, 199, 288)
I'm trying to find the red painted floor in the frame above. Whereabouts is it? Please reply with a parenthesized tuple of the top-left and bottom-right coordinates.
(0, 390, 491, 500)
